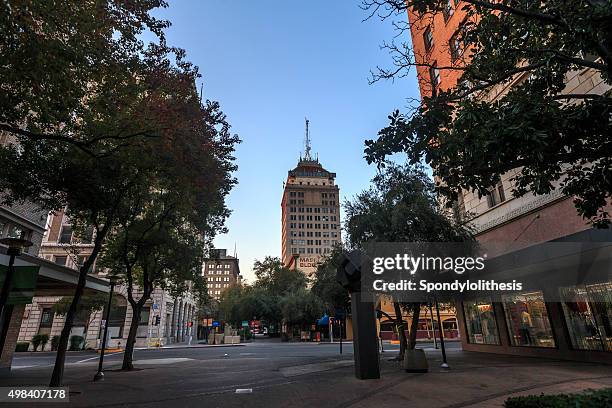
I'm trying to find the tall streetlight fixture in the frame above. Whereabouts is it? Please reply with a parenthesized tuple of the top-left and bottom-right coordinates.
(0, 237, 34, 320)
(94, 275, 119, 382)
(434, 294, 449, 369)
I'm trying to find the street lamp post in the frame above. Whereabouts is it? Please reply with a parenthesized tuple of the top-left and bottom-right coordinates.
(434, 295, 449, 369)
(94, 275, 118, 382)
(428, 302, 438, 349)
(0, 237, 33, 320)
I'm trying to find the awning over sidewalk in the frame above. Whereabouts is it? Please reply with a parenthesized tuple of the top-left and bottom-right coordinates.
(0, 249, 109, 297)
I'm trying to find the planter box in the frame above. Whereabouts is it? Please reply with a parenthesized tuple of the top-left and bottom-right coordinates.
(401, 349, 428, 373)
(224, 336, 240, 344)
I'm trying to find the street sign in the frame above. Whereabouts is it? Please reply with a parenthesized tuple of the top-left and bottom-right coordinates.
(152, 303, 159, 310)
(241, 321, 248, 327)
(212, 321, 220, 327)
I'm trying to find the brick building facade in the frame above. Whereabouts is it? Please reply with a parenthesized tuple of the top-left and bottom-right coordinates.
(406, 1, 612, 362)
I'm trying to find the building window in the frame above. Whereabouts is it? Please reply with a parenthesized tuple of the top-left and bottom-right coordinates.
(560, 282, 612, 352)
(109, 305, 127, 339)
(429, 63, 440, 88)
(59, 225, 73, 244)
(136, 307, 151, 337)
(502, 291, 556, 348)
(423, 26, 433, 52)
(75, 226, 94, 244)
(463, 299, 500, 344)
(443, 0, 454, 21)
(54, 256, 67, 266)
(450, 30, 464, 62)
(38, 308, 55, 335)
(486, 182, 506, 208)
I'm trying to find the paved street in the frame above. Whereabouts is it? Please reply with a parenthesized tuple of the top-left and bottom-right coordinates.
(0, 339, 610, 408)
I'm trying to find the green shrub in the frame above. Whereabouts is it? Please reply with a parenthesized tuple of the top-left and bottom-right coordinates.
(505, 388, 612, 408)
(39, 334, 49, 350)
(15, 342, 30, 352)
(69, 335, 84, 351)
(240, 328, 253, 340)
(51, 335, 60, 351)
(31, 334, 49, 351)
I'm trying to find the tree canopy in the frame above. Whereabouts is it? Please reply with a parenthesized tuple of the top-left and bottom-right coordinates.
(361, 0, 612, 227)
(344, 163, 473, 359)
(0, 0, 239, 385)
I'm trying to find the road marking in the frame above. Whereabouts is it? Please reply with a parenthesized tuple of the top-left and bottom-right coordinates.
(235, 388, 253, 394)
(75, 351, 123, 364)
(133, 358, 193, 365)
(280, 360, 354, 377)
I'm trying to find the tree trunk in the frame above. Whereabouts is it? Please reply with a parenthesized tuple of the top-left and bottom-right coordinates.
(49, 233, 106, 387)
(393, 301, 407, 361)
(407, 303, 421, 350)
(122, 301, 143, 370)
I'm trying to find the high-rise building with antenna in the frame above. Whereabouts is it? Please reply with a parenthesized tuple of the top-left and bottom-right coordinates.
(281, 119, 341, 276)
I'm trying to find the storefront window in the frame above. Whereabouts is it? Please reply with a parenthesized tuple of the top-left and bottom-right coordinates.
(560, 282, 612, 352)
(136, 307, 150, 338)
(108, 305, 127, 339)
(502, 291, 555, 348)
(463, 299, 500, 345)
(38, 308, 54, 335)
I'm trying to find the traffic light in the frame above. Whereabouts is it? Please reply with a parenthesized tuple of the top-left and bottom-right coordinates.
(154, 315, 161, 326)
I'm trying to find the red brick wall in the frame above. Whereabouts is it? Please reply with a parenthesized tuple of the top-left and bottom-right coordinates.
(408, 3, 471, 98)
(477, 197, 594, 251)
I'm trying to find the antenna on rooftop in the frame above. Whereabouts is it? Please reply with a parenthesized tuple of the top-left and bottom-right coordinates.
(304, 117, 312, 161)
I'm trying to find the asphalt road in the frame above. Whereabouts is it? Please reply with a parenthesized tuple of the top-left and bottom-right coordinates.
(1, 340, 607, 408)
(8, 339, 460, 370)
(1, 340, 466, 407)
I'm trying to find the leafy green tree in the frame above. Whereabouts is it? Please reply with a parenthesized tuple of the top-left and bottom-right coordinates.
(361, 0, 612, 227)
(279, 289, 324, 334)
(218, 285, 246, 327)
(52, 293, 117, 344)
(344, 163, 473, 360)
(217, 257, 312, 335)
(0, 17, 238, 387)
(311, 247, 350, 315)
(0, 0, 170, 154)
(252, 257, 308, 295)
(102, 202, 209, 370)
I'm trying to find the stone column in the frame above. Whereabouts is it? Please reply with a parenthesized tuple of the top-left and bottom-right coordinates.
(176, 299, 183, 342)
(171, 298, 177, 344)
(182, 302, 188, 342)
(0, 304, 26, 374)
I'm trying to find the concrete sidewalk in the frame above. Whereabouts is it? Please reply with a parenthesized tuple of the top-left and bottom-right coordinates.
(0, 347, 609, 407)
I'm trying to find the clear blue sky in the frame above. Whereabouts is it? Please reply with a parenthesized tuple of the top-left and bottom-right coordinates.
(153, 1, 419, 281)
